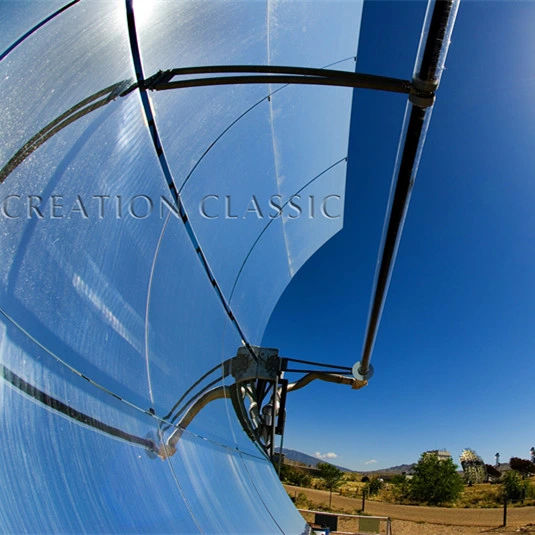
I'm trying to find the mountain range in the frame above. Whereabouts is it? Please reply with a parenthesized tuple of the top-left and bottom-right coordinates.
(281, 448, 414, 474)
(281, 448, 352, 472)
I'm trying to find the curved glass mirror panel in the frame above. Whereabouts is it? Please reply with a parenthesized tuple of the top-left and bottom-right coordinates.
(0, 1, 364, 532)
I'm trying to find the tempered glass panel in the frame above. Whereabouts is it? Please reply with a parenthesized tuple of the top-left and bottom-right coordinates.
(0, 95, 171, 407)
(230, 215, 292, 344)
(135, 1, 273, 194)
(135, 1, 269, 72)
(0, 316, 156, 442)
(240, 453, 310, 535)
(138, 2, 361, 344)
(168, 430, 283, 534)
(0, 380, 199, 534)
(164, 84, 350, 344)
(1, 0, 366, 532)
(148, 84, 273, 192)
(229, 164, 346, 343)
(145, 214, 239, 447)
(179, 99, 279, 299)
(136, 1, 362, 71)
(265, 1, 363, 69)
(264, 84, 352, 201)
(0, 1, 133, 170)
(282, 163, 346, 276)
(0, 0, 69, 57)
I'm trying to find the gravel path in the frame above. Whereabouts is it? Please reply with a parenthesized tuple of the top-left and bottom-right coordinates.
(284, 485, 535, 533)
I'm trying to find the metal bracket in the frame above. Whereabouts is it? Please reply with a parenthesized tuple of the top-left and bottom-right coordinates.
(408, 76, 436, 108)
(156, 346, 364, 462)
(231, 345, 280, 383)
(352, 361, 374, 382)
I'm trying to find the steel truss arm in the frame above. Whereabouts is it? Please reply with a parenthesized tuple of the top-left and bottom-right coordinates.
(356, 0, 459, 380)
(120, 64, 435, 105)
(287, 372, 367, 393)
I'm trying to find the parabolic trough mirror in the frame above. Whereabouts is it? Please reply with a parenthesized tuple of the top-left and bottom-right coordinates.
(0, 1, 458, 533)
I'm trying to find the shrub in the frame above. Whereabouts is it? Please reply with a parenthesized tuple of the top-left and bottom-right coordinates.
(365, 477, 384, 496)
(279, 464, 312, 488)
(390, 474, 412, 502)
(293, 492, 312, 509)
(501, 470, 531, 502)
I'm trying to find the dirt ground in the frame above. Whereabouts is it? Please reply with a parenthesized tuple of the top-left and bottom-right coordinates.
(284, 485, 535, 535)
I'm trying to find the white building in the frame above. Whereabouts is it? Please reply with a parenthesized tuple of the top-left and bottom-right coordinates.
(425, 449, 452, 462)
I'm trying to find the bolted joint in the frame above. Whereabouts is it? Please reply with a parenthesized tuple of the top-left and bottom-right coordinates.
(142, 69, 175, 90)
(352, 362, 374, 382)
(409, 89, 435, 109)
(232, 345, 280, 382)
(409, 76, 437, 109)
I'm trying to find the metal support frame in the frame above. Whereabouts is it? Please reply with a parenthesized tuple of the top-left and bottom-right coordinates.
(121, 64, 436, 108)
(156, 347, 363, 461)
(141, 65, 413, 95)
(357, 0, 459, 379)
(1, 57, 439, 184)
(158, 346, 285, 460)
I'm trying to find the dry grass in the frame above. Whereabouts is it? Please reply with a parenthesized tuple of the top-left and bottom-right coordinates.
(284, 484, 535, 535)
(284, 471, 535, 533)
(309, 475, 535, 508)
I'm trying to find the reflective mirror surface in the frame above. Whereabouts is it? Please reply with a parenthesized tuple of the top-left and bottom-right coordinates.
(0, 1, 363, 532)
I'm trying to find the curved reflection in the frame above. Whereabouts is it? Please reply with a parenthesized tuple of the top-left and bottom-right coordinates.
(0, 1, 363, 533)
(0, 81, 132, 184)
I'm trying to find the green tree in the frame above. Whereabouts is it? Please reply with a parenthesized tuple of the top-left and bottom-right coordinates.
(410, 454, 464, 505)
(317, 462, 344, 508)
(501, 470, 531, 502)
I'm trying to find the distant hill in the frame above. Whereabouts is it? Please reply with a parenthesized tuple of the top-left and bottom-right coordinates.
(363, 463, 415, 476)
(281, 448, 352, 472)
(282, 448, 415, 475)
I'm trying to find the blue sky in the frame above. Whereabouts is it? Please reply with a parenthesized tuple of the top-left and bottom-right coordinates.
(263, 0, 535, 472)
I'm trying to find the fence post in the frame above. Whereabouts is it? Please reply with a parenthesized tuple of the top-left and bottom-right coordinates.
(362, 489, 366, 512)
(503, 494, 507, 527)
